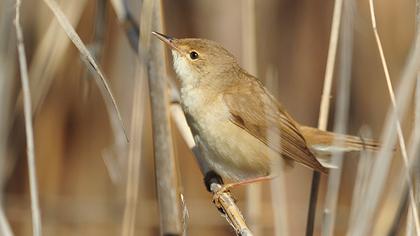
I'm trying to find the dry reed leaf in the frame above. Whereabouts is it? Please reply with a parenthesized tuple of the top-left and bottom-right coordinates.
(42, 0, 128, 143)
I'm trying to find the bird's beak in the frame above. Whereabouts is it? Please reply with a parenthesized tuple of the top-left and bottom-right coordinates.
(152, 31, 179, 51)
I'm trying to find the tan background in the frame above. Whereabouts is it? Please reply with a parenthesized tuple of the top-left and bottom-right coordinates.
(1, 0, 415, 235)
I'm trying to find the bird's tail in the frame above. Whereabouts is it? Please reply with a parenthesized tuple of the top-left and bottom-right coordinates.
(300, 126, 380, 153)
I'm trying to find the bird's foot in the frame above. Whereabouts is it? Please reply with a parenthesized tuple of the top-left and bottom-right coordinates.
(212, 183, 235, 208)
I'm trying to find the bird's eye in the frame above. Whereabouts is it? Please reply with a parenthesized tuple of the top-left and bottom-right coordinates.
(189, 51, 199, 60)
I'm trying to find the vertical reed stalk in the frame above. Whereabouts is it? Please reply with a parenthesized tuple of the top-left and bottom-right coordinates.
(307, 0, 343, 235)
(121, 68, 146, 236)
(317, 0, 343, 131)
(241, 0, 261, 234)
(0, 0, 17, 235)
(321, 0, 354, 235)
(409, 0, 420, 234)
(15, 0, 42, 235)
(266, 66, 289, 236)
(146, 0, 183, 234)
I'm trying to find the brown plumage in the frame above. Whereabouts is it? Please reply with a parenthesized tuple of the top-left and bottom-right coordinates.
(300, 126, 380, 153)
(153, 32, 379, 184)
(223, 73, 328, 174)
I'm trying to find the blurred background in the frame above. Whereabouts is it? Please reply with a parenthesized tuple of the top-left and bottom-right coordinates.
(0, 0, 417, 235)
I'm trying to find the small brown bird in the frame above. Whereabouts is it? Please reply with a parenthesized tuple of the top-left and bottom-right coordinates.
(152, 32, 379, 190)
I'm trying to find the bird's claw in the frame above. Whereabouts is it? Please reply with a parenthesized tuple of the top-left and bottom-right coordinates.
(212, 183, 234, 208)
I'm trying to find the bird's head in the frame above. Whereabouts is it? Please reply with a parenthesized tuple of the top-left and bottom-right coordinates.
(152, 32, 237, 86)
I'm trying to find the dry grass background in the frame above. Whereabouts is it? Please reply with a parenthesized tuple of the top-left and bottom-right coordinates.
(0, 0, 418, 235)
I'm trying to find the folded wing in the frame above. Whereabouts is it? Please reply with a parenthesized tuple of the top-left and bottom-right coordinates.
(222, 76, 327, 174)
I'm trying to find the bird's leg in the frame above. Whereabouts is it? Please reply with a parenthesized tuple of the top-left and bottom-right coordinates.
(212, 175, 273, 204)
(204, 170, 224, 192)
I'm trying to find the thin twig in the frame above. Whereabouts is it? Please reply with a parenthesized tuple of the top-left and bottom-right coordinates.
(318, 0, 343, 130)
(368, 0, 420, 234)
(307, 0, 343, 234)
(42, 0, 129, 143)
(211, 183, 253, 236)
(14, 0, 42, 235)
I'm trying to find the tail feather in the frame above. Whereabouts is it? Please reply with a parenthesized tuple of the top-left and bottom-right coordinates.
(300, 126, 380, 153)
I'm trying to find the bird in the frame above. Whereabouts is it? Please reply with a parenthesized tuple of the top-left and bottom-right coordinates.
(152, 31, 379, 193)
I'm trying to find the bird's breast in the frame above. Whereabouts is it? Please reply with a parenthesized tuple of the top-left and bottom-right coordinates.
(180, 87, 273, 181)
(181, 86, 228, 120)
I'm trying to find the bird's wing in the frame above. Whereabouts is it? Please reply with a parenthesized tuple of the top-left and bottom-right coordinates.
(222, 78, 327, 173)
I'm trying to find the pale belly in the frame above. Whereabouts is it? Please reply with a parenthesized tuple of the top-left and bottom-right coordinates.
(185, 99, 278, 182)
(201, 120, 275, 181)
